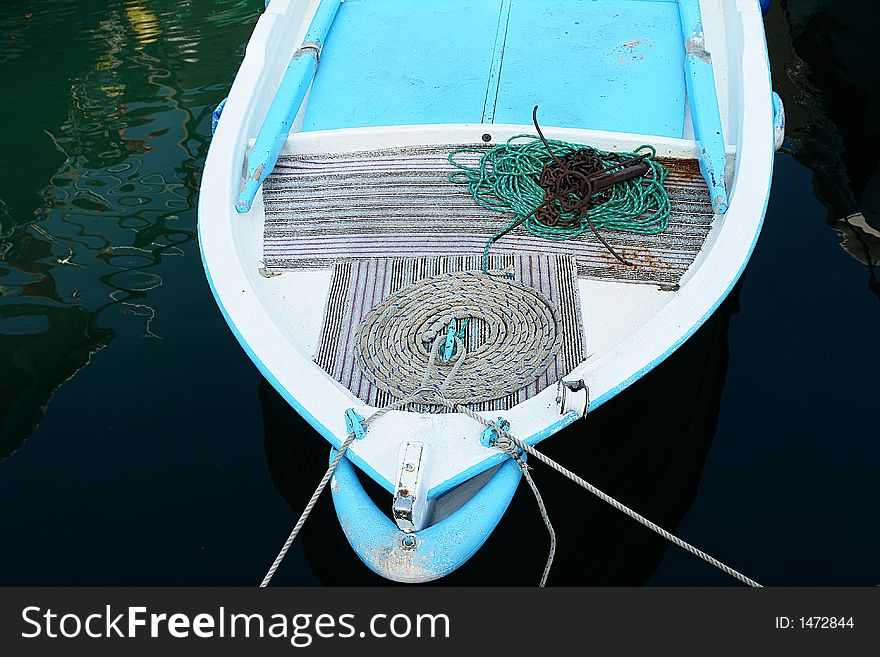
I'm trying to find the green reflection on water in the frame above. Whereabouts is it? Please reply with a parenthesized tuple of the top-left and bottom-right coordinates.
(0, 0, 261, 459)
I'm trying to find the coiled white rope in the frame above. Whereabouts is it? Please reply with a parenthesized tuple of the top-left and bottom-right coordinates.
(354, 270, 561, 404)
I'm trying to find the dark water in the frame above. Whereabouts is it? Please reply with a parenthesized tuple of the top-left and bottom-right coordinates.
(0, 0, 877, 586)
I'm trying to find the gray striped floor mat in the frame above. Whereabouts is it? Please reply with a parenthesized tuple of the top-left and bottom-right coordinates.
(263, 144, 715, 287)
(315, 253, 585, 410)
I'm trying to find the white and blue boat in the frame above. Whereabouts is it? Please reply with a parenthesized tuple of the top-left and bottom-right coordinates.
(199, 0, 781, 583)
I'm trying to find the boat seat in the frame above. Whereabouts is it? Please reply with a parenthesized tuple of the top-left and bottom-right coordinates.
(302, 0, 687, 138)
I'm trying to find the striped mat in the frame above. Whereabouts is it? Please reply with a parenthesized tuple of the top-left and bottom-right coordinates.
(315, 253, 585, 410)
(263, 144, 715, 287)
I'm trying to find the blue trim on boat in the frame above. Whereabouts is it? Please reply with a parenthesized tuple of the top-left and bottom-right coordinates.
(302, 0, 341, 47)
(211, 98, 227, 135)
(330, 447, 522, 582)
(678, 0, 729, 213)
(235, 0, 342, 213)
(772, 90, 785, 149)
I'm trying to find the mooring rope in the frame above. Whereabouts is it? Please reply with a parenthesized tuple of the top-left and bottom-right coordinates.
(450, 404, 763, 588)
(449, 108, 671, 270)
(491, 425, 556, 587)
(259, 429, 359, 587)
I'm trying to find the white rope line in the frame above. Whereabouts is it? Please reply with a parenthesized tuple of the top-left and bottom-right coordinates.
(259, 429, 358, 587)
(516, 455, 556, 588)
(520, 460, 557, 586)
(453, 403, 762, 588)
(490, 423, 556, 586)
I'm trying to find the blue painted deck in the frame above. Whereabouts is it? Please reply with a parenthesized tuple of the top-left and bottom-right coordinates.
(495, 0, 685, 136)
(303, 0, 687, 138)
(303, 0, 502, 130)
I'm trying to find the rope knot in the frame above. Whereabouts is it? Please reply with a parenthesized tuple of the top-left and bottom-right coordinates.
(492, 430, 517, 456)
(486, 420, 527, 467)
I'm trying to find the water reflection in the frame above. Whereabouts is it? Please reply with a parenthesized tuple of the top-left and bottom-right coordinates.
(0, 0, 260, 460)
(768, 1, 880, 298)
